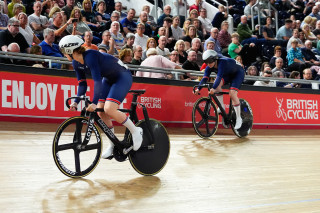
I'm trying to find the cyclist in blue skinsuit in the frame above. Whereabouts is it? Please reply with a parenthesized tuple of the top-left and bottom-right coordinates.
(59, 35, 143, 159)
(193, 50, 245, 129)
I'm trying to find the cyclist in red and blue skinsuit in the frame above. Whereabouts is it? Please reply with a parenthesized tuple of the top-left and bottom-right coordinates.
(194, 50, 245, 129)
(59, 35, 142, 159)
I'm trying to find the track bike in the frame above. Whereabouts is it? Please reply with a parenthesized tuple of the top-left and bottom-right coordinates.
(192, 84, 253, 138)
(52, 90, 170, 178)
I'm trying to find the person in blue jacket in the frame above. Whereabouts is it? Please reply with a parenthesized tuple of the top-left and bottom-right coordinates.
(193, 50, 245, 129)
(59, 35, 142, 159)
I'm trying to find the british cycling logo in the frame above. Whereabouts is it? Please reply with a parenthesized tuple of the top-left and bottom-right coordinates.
(139, 96, 161, 109)
(276, 97, 318, 121)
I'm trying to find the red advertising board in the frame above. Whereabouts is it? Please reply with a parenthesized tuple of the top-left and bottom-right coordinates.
(1, 71, 320, 128)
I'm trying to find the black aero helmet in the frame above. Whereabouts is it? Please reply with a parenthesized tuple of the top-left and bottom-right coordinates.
(203, 50, 219, 64)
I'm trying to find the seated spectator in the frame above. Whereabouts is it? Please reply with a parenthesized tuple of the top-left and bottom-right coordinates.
(284, 71, 301, 88)
(198, 8, 212, 37)
(66, 7, 91, 36)
(189, 9, 199, 20)
(153, 27, 165, 45)
(313, 20, 320, 39)
(136, 48, 181, 79)
(138, 5, 157, 31)
(1, 42, 25, 64)
(18, 12, 40, 46)
(119, 48, 133, 64)
(98, 30, 117, 55)
(131, 45, 143, 65)
(28, 1, 49, 36)
(272, 57, 286, 77)
(163, 17, 176, 51)
(273, 70, 287, 87)
(41, 0, 56, 18)
(235, 55, 244, 68)
(61, 0, 75, 20)
(287, 38, 312, 76)
(0, 1, 9, 30)
(287, 29, 305, 51)
(49, 12, 73, 44)
(204, 27, 221, 53)
(120, 33, 134, 51)
(171, 16, 183, 41)
(301, 40, 320, 66)
(7, 0, 25, 18)
(39, 28, 63, 69)
(26, 44, 48, 68)
(174, 39, 187, 64)
(109, 21, 125, 51)
(170, 50, 180, 65)
(102, 11, 124, 34)
(262, 16, 283, 46)
(237, 15, 259, 45)
(228, 32, 257, 67)
(302, 24, 317, 42)
(253, 70, 276, 87)
(182, 19, 191, 35)
(260, 62, 271, 76)
(12, 3, 24, 20)
(182, 50, 199, 80)
(82, 30, 98, 50)
(48, 7, 61, 26)
(243, 65, 258, 85)
(142, 37, 156, 60)
(134, 23, 149, 51)
(95, 0, 111, 24)
(0, 18, 30, 53)
(137, 11, 152, 37)
(181, 25, 198, 50)
(157, 5, 172, 27)
(212, 5, 228, 30)
(81, 0, 102, 32)
(192, 18, 205, 41)
(114, 1, 127, 21)
(276, 19, 293, 41)
(301, 15, 312, 30)
(120, 8, 137, 34)
(218, 21, 231, 56)
(186, 37, 203, 67)
(300, 68, 313, 88)
(156, 36, 170, 58)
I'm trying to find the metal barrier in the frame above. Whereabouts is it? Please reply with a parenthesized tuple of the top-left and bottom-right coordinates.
(0, 51, 319, 89)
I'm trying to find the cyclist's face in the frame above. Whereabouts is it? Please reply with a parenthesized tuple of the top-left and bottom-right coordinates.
(207, 61, 216, 68)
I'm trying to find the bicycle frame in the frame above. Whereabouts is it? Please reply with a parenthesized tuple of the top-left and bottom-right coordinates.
(66, 90, 154, 155)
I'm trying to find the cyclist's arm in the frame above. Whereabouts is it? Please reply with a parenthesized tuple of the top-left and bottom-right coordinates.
(198, 66, 211, 90)
(211, 63, 224, 89)
(73, 60, 87, 104)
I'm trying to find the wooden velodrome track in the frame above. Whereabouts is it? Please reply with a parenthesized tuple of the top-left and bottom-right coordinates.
(1, 121, 320, 213)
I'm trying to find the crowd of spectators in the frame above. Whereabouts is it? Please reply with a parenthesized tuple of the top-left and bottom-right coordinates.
(0, 0, 320, 89)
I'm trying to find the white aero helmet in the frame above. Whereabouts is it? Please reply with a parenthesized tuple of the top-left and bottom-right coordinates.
(59, 35, 84, 54)
(202, 49, 219, 64)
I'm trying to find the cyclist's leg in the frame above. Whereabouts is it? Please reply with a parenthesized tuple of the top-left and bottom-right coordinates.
(230, 71, 245, 129)
(99, 79, 116, 159)
(104, 71, 143, 151)
(215, 80, 224, 113)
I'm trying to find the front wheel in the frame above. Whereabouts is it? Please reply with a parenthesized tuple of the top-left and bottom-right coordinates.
(230, 99, 253, 138)
(129, 119, 170, 176)
(192, 97, 219, 138)
(52, 117, 102, 178)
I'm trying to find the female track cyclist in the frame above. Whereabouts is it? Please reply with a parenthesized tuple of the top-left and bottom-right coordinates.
(193, 50, 245, 129)
(59, 35, 143, 159)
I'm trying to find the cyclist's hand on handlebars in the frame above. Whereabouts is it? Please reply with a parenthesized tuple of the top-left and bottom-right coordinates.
(193, 89, 200, 95)
(69, 102, 78, 111)
(86, 103, 97, 112)
(209, 88, 215, 95)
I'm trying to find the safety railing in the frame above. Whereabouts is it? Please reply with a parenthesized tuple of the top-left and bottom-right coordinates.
(0, 51, 319, 89)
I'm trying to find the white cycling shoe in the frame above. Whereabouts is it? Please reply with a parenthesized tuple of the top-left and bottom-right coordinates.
(234, 117, 243, 130)
(132, 127, 143, 151)
(101, 142, 114, 159)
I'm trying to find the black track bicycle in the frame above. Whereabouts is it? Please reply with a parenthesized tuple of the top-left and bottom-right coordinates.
(52, 90, 170, 178)
(192, 84, 253, 138)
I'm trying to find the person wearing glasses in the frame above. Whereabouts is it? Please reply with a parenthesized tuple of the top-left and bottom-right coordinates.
(102, 11, 124, 34)
(193, 50, 245, 130)
(134, 23, 149, 51)
(0, 17, 30, 53)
